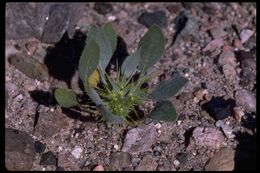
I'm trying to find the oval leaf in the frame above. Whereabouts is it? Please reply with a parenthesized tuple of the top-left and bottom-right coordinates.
(54, 88, 78, 108)
(138, 24, 165, 72)
(102, 23, 117, 54)
(121, 49, 141, 77)
(148, 73, 188, 101)
(78, 39, 100, 83)
(86, 25, 113, 71)
(148, 100, 178, 122)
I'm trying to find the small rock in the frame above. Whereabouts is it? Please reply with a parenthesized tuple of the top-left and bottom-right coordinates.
(110, 152, 131, 171)
(58, 151, 73, 169)
(203, 38, 224, 52)
(71, 146, 83, 159)
(55, 166, 65, 171)
(215, 121, 235, 139)
(194, 89, 208, 101)
(202, 96, 236, 120)
(93, 164, 105, 171)
(236, 50, 253, 61)
(93, 2, 113, 15)
(34, 141, 46, 153)
(218, 50, 236, 67)
(235, 89, 256, 112)
(34, 112, 70, 138)
(240, 29, 254, 44)
(205, 147, 235, 171)
(39, 151, 57, 166)
(210, 27, 227, 39)
(175, 153, 188, 164)
(122, 123, 157, 155)
(25, 40, 39, 55)
(222, 64, 237, 79)
(138, 11, 167, 28)
(173, 159, 180, 167)
(155, 123, 161, 129)
(233, 107, 245, 123)
(135, 155, 157, 171)
(5, 128, 35, 171)
(188, 127, 225, 150)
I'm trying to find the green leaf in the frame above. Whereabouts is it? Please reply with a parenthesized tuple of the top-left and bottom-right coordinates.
(78, 39, 100, 84)
(102, 23, 117, 54)
(97, 104, 125, 123)
(87, 25, 113, 71)
(121, 49, 140, 77)
(54, 88, 78, 108)
(138, 24, 165, 72)
(148, 100, 178, 122)
(148, 73, 188, 101)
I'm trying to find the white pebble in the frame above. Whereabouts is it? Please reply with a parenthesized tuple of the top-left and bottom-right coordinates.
(173, 160, 180, 166)
(71, 146, 83, 159)
(155, 123, 161, 129)
(107, 15, 116, 21)
(114, 144, 119, 150)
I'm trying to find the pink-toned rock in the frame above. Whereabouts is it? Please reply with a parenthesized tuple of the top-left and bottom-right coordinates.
(187, 127, 225, 150)
(240, 29, 254, 43)
(203, 38, 224, 52)
(93, 164, 105, 171)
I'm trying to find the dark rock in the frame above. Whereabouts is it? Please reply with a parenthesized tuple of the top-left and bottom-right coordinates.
(236, 50, 253, 61)
(205, 147, 235, 171)
(110, 152, 131, 171)
(236, 50, 256, 82)
(5, 128, 36, 171)
(235, 89, 256, 112)
(153, 150, 161, 157)
(138, 11, 167, 28)
(93, 2, 113, 15)
(39, 151, 57, 166)
(135, 155, 158, 171)
(55, 166, 65, 171)
(176, 153, 188, 164)
(202, 96, 236, 120)
(172, 12, 200, 47)
(6, 3, 85, 43)
(34, 141, 46, 153)
(121, 123, 157, 155)
(34, 112, 70, 138)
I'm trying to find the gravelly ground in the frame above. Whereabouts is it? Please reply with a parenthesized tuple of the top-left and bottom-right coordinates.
(5, 2, 256, 171)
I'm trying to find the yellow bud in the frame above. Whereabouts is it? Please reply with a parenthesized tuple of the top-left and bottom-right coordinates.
(87, 69, 100, 88)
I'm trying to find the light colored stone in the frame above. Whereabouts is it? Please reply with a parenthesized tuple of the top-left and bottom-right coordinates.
(71, 146, 83, 159)
(205, 147, 235, 171)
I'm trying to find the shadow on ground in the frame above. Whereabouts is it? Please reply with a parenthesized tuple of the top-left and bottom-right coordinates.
(30, 31, 129, 122)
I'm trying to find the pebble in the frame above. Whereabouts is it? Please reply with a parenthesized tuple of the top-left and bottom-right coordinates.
(210, 27, 227, 39)
(39, 151, 57, 166)
(233, 106, 245, 122)
(113, 144, 119, 150)
(34, 141, 46, 153)
(215, 120, 235, 139)
(202, 96, 236, 120)
(203, 38, 224, 52)
(187, 127, 225, 150)
(176, 153, 188, 164)
(93, 2, 113, 15)
(240, 29, 254, 43)
(110, 152, 131, 171)
(122, 123, 157, 155)
(71, 146, 83, 159)
(135, 155, 158, 171)
(93, 164, 105, 171)
(205, 147, 235, 171)
(235, 89, 256, 112)
(173, 160, 180, 167)
(138, 11, 167, 28)
(5, 128, 36, 170)
(155, 123, 162, 129)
